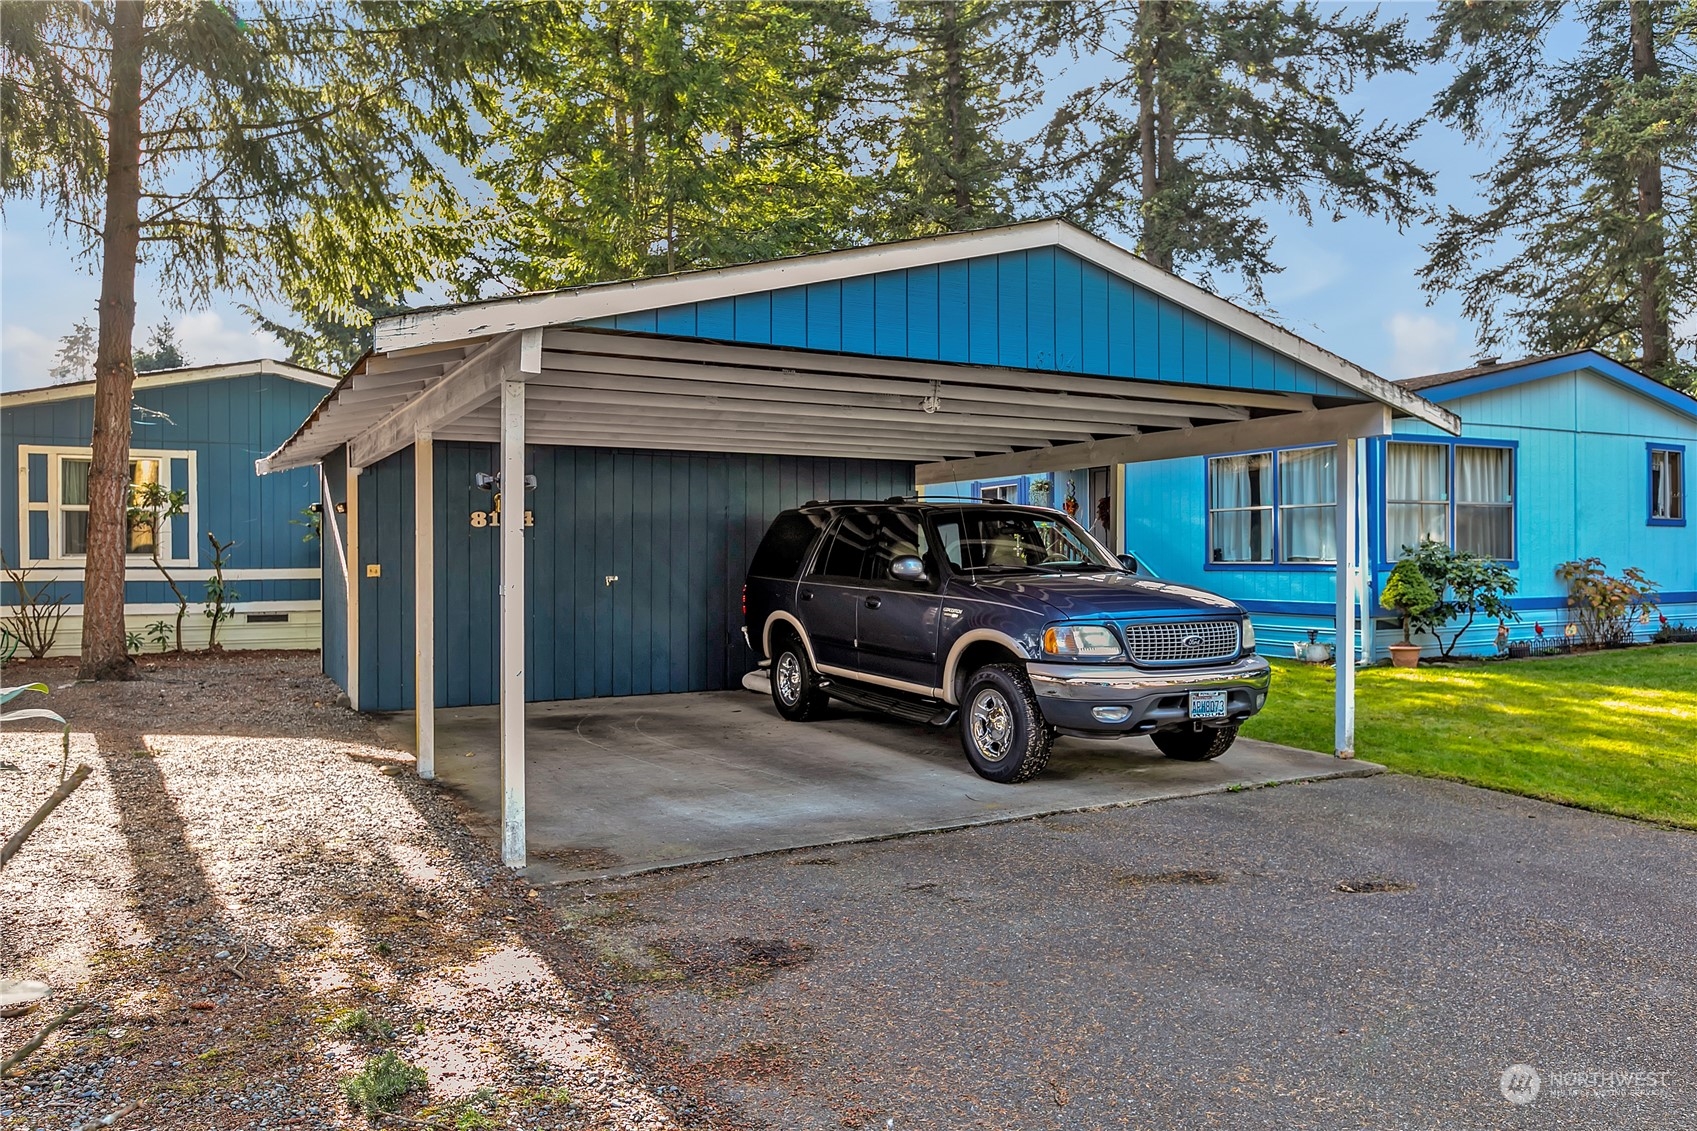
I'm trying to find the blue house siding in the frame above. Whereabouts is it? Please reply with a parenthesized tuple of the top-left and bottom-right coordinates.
(583, 248, 1357, 398)
(2, 367, 328, 654)
(347, 443, 913, 711)
(1119, 363, 1697, 659)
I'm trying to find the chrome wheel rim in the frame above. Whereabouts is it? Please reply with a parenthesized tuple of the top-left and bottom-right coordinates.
(775, 652, 803, 705)
(970, 687, 1014, 762)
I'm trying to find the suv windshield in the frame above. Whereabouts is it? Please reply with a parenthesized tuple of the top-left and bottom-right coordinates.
(932, 508, 1118, 574)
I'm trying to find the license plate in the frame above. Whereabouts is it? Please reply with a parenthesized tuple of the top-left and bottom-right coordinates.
(1189, 690, 1228, 719)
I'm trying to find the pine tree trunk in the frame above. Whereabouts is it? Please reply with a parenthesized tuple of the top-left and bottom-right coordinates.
(1140, 0, 1176, 273)
(941, 2, 972, 215)
(1630, 0, 1670, 374)
(79, 1, 145, 681)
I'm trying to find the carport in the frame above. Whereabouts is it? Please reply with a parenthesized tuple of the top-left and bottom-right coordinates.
(258, 219, 1457, 866)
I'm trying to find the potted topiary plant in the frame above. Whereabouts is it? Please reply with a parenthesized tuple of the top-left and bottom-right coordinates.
(1381, 558, 1438, 669)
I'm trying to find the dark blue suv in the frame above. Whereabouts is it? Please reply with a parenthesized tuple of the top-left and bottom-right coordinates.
(743, 500, 1272, 783)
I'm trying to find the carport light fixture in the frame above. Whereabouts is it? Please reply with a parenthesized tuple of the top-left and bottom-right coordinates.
(473, 472, 538, 491)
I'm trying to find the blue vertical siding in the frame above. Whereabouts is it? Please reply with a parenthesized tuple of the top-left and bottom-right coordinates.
(579, 249, 1368, 395)
(1, 371, 326, 609)
(321, 451, 348, 686)
(345, 443, 913, 710)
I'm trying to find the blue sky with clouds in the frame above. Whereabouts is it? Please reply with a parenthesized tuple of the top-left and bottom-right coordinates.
(1, 3, 1508, 393)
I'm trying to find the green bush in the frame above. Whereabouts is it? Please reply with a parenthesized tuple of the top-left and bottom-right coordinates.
(1380, 558, 1438, 645)
(1401, 539, 1520, 657)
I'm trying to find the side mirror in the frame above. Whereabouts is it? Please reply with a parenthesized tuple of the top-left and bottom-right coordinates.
(890, 555, 928, 584)
(1117, 554, 1140, 574)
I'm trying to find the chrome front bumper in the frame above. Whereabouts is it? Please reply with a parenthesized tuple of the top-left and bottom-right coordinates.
(1026, 654, 1272, 699)
(1024, 654, 1272, 735)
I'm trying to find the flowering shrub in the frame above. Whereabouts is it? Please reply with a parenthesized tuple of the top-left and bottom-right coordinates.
(1555, 558, 1658, 647)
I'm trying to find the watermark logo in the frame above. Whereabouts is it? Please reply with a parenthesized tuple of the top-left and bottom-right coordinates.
(1501, 1064, 1542, 1105)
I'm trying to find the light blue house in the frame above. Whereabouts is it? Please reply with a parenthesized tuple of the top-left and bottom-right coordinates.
(1101, 350, 1696, 659)
(2, 359, 335, 654)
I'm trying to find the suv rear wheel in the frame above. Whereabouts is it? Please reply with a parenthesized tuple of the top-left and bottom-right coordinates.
(1151, 723, 1239, 761)
(960, 664, 1053, 783)
(771, 634, 829, 721)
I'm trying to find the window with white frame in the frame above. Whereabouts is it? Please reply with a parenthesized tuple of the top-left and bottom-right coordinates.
(1650, 446, 1685, 523)
(979, 482, 1019, 503)
(1277, 446, 1336, 563)
(1384, 441, 1514, 560)
(18, 447, 194, 565)
(1208, 452, 1273, 563)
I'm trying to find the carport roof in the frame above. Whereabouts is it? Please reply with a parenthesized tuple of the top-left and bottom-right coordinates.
(257, 218, 1457, 475)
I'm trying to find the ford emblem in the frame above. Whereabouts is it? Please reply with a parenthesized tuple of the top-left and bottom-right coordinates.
(1182, 633, 1204, 648)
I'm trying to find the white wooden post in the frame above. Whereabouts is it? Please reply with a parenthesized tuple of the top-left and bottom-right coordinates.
(1356, 438, 1374, 663)
(1111, 463, 1128, 555)
(499, 381, 527, 866)
(1334, 436, 1358, 758)
(346, 462, 362, 712)
(414, 432, 435, 780)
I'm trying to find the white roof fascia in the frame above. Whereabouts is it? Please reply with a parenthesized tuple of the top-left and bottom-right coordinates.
(1, 359, 337, 408)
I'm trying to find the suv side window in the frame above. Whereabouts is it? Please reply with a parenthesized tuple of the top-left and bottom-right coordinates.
(748, 511, 828, 578)
(863, 509, 934, 586)
(809, 509, 876, 580)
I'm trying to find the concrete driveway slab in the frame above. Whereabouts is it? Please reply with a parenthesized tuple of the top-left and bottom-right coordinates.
(376, 689, 1378, 883)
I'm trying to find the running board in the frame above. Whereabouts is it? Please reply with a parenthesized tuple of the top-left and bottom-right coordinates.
(818, 678, 957, 728)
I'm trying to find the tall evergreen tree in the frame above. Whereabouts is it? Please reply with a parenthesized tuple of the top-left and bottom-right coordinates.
(1034, 0, 1432, 302)
(1, 1, 490, 679)
(871, 1, 1038, 239)
(1423, 1, 1697, 391)
(469, 1, 876, 293)
(133, 320, 186, 372)
(49, 317, 96, 383)
(253, 290, 408, 375)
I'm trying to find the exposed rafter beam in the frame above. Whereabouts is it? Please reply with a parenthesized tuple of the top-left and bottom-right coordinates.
(536, 347, 1253, 423)
(347, 330, 540, 469)
(543, 330, 1302, 413)
(915, 403, 1393, 484)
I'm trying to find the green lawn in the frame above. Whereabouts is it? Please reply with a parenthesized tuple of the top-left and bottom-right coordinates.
(1241, 646, 1697, 829)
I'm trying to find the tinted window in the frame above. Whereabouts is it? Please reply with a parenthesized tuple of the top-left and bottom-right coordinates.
(863, 510, 932, 583)
(931, 508, 1115, 572)
(809, 510, 877, 579)
(749, 511, 827, 578)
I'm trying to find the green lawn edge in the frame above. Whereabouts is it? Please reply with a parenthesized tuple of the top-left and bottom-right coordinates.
(1240, 646, 1697, 830)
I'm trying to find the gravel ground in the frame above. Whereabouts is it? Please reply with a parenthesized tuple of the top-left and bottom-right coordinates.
(564, 774, 1697, 1131)
(1, 652, 679, 1130)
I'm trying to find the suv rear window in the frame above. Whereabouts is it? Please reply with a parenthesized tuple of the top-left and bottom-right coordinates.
(749, 511, 828, 578)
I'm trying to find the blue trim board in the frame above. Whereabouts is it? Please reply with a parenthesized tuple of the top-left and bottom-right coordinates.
(1240, 592, 1697, 618)
(1419, 351, 1697, 422)
(1647, 442, 1688, 527)
(1201, 441, 1341, 571)
(1372, 436, 1520, 569)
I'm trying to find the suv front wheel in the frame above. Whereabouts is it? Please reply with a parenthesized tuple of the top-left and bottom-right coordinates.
(771, 634, 830, 721)
(1151, 723, 1239, 761)
(960, 664, 1053, 783)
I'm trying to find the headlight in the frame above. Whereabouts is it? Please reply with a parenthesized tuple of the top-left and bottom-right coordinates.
(1042, 624, 1123, 658)
(1241, 618, 1257, 651)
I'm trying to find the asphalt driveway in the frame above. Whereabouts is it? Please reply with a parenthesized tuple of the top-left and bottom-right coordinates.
(560, 774, 1697, 1130)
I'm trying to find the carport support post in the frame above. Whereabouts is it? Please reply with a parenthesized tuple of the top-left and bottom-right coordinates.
(414, 431, 435, 780)
(499, 380, 527, 866)
(1333, 436, 1358, 758)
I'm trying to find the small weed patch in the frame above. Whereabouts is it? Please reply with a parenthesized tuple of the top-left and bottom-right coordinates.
(327, 1007, 394, 1041)
(341, 1050, 428, 1118)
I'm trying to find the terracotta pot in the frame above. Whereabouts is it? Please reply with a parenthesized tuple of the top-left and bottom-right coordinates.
(1388, 642, 1422, 669)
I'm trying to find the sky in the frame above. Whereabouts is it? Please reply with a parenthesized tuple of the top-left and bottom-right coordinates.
(0, 3, 1513, 393)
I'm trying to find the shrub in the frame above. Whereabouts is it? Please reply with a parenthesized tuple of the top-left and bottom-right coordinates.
(327, 1008, 394, 1041)
(341, 1050, 428, 1118)
(1380, 559, 1438, 645)
(1402, 540, 1520, 658)
(1557, 558, 1658, 647)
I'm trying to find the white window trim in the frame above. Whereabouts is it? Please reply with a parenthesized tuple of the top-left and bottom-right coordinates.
(16, 444, 199, 568)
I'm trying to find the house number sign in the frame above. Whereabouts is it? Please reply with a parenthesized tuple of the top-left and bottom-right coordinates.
(469, 492, 535, 529)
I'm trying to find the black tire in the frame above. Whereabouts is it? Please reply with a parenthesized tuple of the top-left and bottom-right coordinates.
(770, 634, 829, 721)
(1151, 723, 1239, 761)
(959, 664, 1053, 783)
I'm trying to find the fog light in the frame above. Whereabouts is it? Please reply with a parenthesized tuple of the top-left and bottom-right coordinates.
(1254, 693, 1266, 710)
(1092, 706, 1133, 723)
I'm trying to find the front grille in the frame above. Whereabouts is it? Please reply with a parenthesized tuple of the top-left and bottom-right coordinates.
(1122, 620, 1240, 665)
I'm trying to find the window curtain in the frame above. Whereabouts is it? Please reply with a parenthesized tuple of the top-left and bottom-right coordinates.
(60, 458, 91, 555)
(1455, 446, 1513, 559)
(1652, 449, 1685, 520)
(1208, 453, 1272, 562)
(1278, 446, 1336, 562)
(1385, 443, 1447, 557)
